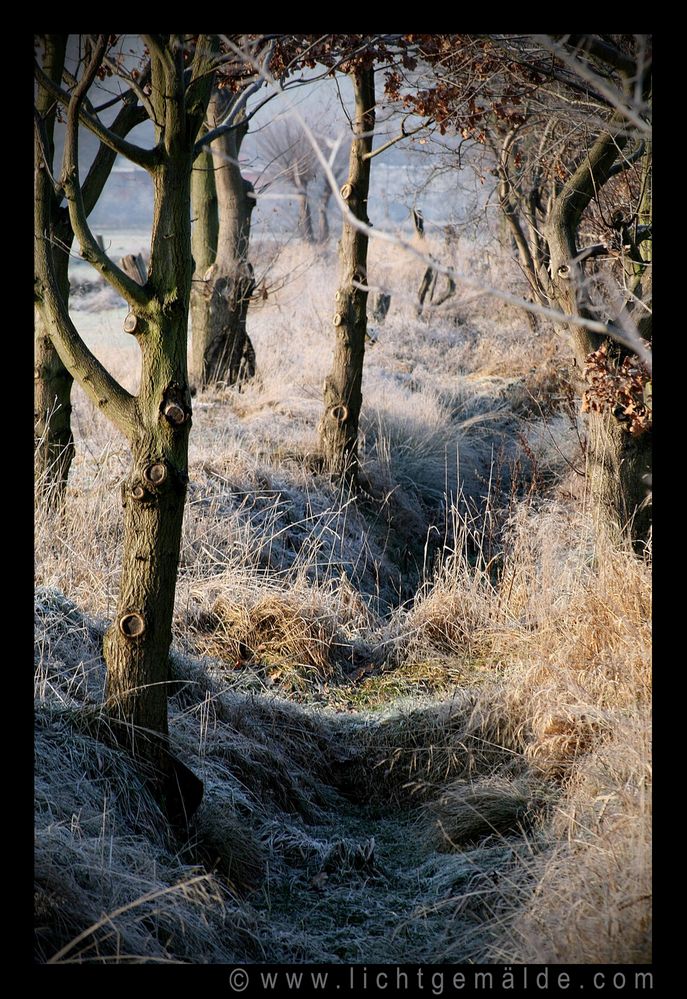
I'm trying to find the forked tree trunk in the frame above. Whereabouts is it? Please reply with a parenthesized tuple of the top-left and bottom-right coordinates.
(102, 155, 197, 817)
(35, 33, 217, 822)
(35, 34, 146, 506)
(545, 111, 651, 552)
(191, 99, 256, 389)
(319, 65, 375, 480)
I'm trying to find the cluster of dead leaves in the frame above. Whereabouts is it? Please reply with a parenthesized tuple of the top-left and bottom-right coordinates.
(582, 344, 652, 436)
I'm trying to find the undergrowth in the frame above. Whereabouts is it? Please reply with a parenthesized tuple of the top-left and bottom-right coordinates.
(34, 234, 651, 964)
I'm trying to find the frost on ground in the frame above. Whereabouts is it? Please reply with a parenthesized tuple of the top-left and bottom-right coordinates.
(35, 235, 651, 964)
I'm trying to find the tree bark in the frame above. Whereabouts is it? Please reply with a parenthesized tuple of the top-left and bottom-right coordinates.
(36, 33, 217, 821)
(34, 36, 74, 506)
(191, 96, 256, 389)
(319, 65, 375, 480)
(35, 241, 75, 505)
(297, 190, 314, 242)
(586, 409, 651, 549)
(102, 73, 203, 816)
(545, 111, 652, 552)
(102, 149, 194, 724)
(190, 144, 218, 386)
(35, 35, 147, 505)
(103, 348, 189, 751)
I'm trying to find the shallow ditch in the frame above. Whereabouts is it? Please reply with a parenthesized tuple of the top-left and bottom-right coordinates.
(236, 760, 525, 964)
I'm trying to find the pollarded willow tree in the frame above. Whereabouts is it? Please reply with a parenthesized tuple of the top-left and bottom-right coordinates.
(189, 35, 337, 391)
(35, 33, 219, 820)
(263, 35, 425, 482)
(192, 33, 421, 461)
(34, 36, 150, 506)
(257, 118, 350, 243)
(319, 61, 375, 479)
(190, 87, 258, 389)
(396, 33, 652, 550)
(190, 43, 273, 391)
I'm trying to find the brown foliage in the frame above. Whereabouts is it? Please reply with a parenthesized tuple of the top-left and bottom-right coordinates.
(582, 344, 651, 437)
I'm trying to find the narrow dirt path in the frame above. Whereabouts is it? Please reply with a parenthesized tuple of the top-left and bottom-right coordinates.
(253, 797, 517, 963)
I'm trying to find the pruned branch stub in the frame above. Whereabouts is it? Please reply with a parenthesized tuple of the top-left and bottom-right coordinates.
(119, 611, 146, 639)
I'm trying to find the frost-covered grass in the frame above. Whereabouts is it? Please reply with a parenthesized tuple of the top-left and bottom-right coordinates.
(35, 234, 651, 964)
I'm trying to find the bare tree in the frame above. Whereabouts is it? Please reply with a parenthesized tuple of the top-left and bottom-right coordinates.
(35, 34, 218, 820)
(491, 38, 652, 550)
(396, 33, 652, 549)
(319, 63, 375, 479)
(34, 35, 148, 506)
(190, 87, 257, 389)
(258, 116, 351, 242)
(245, 35, 424, 481)
(258, 118, 318, 240)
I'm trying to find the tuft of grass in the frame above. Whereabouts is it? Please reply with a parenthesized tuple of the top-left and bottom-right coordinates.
(491, 712, 651, 964)
(423, 775, 545, 851)
(34, 707, 264, 965)
(195, 591, 349, 688)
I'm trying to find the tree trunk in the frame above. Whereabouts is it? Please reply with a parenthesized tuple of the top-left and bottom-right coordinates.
(586, 409, 651, 550)
(544, 108, 651, 553)
(191, 102, 256, 389)
(319, 66, 375, 480)
(103, 147, 197, 815)
(35, 245, 74, 505)
(103, 392, 188, 755)
(317, 187, 331, 243)
(35, 34, 147, 506)
(638, 141, 652, 264)
(34, 36, 75, 507)
(190, 146, 218, 387)
(34, 34, 219, 822)
(297, 190, 314, 242)
(548, 260, 651, 553)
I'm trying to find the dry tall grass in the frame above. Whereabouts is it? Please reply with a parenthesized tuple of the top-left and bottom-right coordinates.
(35, 232, 650, 963)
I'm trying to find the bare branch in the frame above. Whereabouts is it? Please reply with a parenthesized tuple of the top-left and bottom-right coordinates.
(34, 59, 160, 171)
(59, 37, 151, 309)
(193, 40, 273, 159)
(35, 123, 137, 441)
(35, 35, 67, 157)
(552, 113, 631, 234)
(558, 34, 640, 78)
(487, 128, 549, 304)
(102, 55, 158, 124)
(534, 35, 651, 135)
(81, 95, 148, 216)
(142, 34, 175, 72)
(33, 108, 60, 192)
(183, 34, 220, 141)
(363, 117, 432, 160)
(238, 45, 653, 371)
(607, 140, 646, 178)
